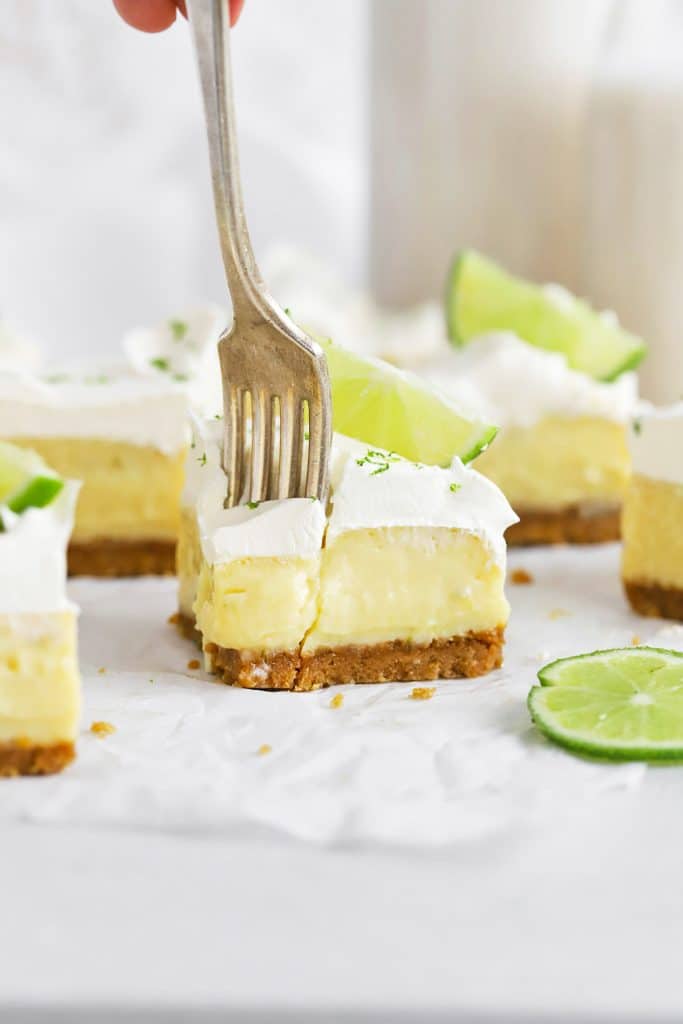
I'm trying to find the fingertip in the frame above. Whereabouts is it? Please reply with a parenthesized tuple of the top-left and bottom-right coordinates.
(230, 0, 246, 26)
(113, 0, 178, 33)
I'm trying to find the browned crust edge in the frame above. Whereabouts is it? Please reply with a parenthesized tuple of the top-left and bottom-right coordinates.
(68, 539, 176, 578)
(203, 627, 505, 692)
(0, 740, 75, 778)
(175, 612, 203, 648)
(507, 505, 621, 547)
(624, 581, 683, 622)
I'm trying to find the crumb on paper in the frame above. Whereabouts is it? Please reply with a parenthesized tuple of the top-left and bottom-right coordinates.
(97, 666, 106, 675)
(167, 612, 181, 626)
(330, 693, 344, 709)
(257, 744, 272, 756)
(90, 721, 116, 738)
(187, 659, 201, 670)
(549, 608, 570, 620)
(510, 568, 534, 585)
(410, 686, 436, 701)
(631, 635, 642, 646)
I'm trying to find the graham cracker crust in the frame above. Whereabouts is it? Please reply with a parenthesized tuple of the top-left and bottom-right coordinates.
(204, 627, 504, 692)
(624, 580, 683, 621)
(68, 539, 176, 577)
(175, 612, 203, 648)
(507, 505, 620, 546)
(0, 740, 75, 777)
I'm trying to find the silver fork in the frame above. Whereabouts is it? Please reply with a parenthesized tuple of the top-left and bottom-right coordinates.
(187, 0, 332, 507)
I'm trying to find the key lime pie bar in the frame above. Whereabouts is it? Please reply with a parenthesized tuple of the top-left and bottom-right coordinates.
(622, 405, 683, 620)
(0, 443, 80, 775)
(179, 428, 516, 691)
(436, 252, 645, 545)
(0, 371, 189, 576)
(421, 332, 638, 545)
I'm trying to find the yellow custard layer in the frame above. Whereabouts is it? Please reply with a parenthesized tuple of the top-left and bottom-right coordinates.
(177, 507, 202, 617)
(303, 527, 508, 652)
(188, 523, 509, 656)
(10, 438, 186, 543)
(195, 556, 321, 653)
(474, 416, 630, 510)
(622, 475, 683, 590)
(0, 612, 80, 745)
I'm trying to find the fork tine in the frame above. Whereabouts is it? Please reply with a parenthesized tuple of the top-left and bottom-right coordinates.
(305, 396, 327, 498)
(249, 389, 272, 504)
(226, 385, 245, 507)
(278, 391, 304, 499)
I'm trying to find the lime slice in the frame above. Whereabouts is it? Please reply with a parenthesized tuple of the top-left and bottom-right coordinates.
(528, 646, 683, 761)
(0, 441, 64, 515)
(319, 338, 497, 465)
(446, 250, 646, 381)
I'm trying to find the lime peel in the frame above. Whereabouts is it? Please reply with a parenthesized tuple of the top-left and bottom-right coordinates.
(0, 442, 64, 519)
(446, 250, 646, 382)
(318, 337, 498, 466)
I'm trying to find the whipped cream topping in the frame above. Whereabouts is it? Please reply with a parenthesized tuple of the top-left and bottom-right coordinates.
(0, 482, 79, 613)
(0, 371, 190, 454)
(0, 320, 42, 373)
(123, 305, 228, 417)
(182, 413, 223, 507)
(188, 414, 326, 561)
(629, 402, 683, 485)
(198, 497, 327, 564)
(190, 425, 516, 567)
(419, 333, 639, 429)
(328, 436, 517, 564)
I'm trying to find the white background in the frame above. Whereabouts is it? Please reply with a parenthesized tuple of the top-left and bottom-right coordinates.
(0, 0, 367, 362)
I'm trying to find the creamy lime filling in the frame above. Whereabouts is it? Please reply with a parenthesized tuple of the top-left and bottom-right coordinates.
(195, 556, 321, 653)
(623, 474, 683, 590)
(473, 416, 630, 509)
(303, 527, 508, 652)
(0, 612, 80, 744)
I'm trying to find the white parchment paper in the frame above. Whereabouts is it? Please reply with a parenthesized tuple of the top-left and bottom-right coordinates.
(2, 544, 672, 847)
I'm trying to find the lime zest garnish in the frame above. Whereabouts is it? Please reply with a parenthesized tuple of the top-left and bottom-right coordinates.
(169, 319, 189, 341)
(356, 449, 401, 476)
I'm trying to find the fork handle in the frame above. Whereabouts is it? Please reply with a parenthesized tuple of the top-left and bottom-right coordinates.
(187, 0, 263, 320)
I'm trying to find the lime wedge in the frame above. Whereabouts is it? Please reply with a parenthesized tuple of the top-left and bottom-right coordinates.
(446, 250, 646, 381)
(528, 646, 683, 761)
(319, 338, 497, 465)
(0, 441, 64, 515)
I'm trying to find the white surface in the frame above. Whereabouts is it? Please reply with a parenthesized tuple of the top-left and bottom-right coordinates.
(3, 547, 683, 1019)
(0, 546, 650, 845)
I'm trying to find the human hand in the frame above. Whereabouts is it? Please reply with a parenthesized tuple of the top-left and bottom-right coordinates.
(113, 0, 245, 33)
